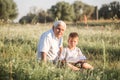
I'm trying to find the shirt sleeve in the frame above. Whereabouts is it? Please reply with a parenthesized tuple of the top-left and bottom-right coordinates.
(59, 38, 63, 47)
(77, 48, 84, 56)
(59, 48, 66, 60)
(37, 34, 51, 59)
(38, 35, 51, 53)
(77, 48, 87, 60)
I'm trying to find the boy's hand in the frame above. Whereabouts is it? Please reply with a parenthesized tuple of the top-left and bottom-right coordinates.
(76, 60, 86, 63)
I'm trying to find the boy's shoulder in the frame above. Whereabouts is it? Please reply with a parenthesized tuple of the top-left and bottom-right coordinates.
(75, 47, 80, 50)
(75, 47, 81, 52)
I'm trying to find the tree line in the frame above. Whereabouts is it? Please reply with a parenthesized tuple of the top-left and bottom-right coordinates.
(0, 0, 120, 24)
(0, 0, 18, 23)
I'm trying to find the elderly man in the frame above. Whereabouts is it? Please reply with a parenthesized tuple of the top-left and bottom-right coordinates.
(37, 20, 66, 64)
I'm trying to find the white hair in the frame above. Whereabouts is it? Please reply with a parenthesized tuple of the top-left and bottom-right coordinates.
(53, 20, 66, 29)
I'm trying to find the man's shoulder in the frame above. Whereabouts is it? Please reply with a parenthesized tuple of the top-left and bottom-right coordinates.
(41, 29, 53, 38)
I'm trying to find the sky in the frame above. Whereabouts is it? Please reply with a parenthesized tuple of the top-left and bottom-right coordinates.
(13, 0, 120, 22)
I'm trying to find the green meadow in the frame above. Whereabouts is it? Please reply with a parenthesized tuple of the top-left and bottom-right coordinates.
(0, 22, 120, 80)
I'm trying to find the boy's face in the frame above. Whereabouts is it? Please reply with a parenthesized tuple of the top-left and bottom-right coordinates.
(68, 37, 78, 48)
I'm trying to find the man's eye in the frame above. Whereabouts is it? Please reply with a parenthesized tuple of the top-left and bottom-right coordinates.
(56, 28, 64, 31)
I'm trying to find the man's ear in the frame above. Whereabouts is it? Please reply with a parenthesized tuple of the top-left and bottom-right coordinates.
(52, 26, 54, 29)
(52, 26, 55, 31)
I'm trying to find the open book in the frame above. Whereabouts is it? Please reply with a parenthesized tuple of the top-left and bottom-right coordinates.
(67, 56, 86, 63)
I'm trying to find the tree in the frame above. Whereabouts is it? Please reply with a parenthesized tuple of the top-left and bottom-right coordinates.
(72, 1, 95, 22)
(82, 4, 95, 19)
(0, 0, 18, 21)
(110, 1, 120, 19)
(37, 9, 53, 23)
(99, 1, 120, 19)
(19, 9, 53, 24)
(48, 1, 75, 21)
(19, 13, 37, 24)
(72, 1, 83, 22)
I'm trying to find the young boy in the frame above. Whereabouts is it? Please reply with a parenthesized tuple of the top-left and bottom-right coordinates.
(60, 32, 93, 71)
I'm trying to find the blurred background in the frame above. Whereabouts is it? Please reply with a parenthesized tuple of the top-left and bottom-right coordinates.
(0, 0, 120, 24)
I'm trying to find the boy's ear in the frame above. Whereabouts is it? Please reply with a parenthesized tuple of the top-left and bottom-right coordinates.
(76, 42, 78, 45)
(77, 38, 79, 43)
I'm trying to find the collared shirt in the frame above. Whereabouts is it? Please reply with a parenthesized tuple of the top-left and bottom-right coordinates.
(37, 29, 63, 61)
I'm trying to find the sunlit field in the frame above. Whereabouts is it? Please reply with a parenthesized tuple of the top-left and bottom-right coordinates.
(0, 22, 120, 80)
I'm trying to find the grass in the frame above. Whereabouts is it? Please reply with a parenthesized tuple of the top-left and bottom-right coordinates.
(0, 22, 120, 80)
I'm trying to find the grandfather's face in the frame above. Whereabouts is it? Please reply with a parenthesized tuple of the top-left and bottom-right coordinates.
(53, 24, 66, 39)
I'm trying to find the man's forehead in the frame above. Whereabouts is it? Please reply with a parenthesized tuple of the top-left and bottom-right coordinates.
(53, 20, 66, 28)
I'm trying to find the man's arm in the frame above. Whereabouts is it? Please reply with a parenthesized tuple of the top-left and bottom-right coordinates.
(41, 52, 47, 63)
(58, 47, 63, 58)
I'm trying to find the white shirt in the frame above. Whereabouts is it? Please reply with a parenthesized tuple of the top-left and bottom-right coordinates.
(61, 47, 86, 63)
(37, 29, 63, 61)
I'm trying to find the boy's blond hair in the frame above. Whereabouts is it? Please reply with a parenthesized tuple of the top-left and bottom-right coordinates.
(69, 32, 79, 38)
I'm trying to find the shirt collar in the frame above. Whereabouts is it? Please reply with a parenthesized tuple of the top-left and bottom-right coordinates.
(51, 29, 59, 40)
